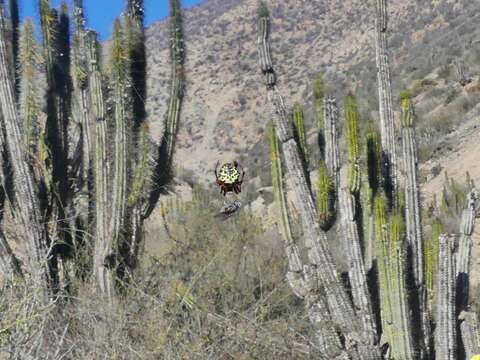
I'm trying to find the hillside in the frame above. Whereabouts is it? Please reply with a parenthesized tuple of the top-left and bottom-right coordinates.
(144, 0, 480, 187)
(142, 0, 480, 296)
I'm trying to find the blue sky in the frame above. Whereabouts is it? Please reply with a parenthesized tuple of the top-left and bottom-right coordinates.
(19, 0, 204, 40)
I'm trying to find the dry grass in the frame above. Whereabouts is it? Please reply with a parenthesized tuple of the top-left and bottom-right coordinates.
(0, 186, 317, 359)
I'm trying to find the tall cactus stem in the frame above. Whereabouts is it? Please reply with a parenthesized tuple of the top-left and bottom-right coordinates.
(323, 96, 339, 189)
(400, 94, 430, 355)
(344, 94, 361, 194)
(0, 6, 50, 300)
(435, 234, 457, 360)
(316, 163, 335, 230)
(292, 103, 309, 172)
(375, 195, 415, 359)
(374, 0, 398, 208)
(267, 121, 293, 242)
(459, 311, 480, 360)
(456, 189, 479, 311)
(339, 185, 378, 345)
(108, 19, 130, 283)
(88, 30, 114, 300)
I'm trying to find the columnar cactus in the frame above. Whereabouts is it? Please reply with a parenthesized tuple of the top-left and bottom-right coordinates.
(8, 0, 19, 97)
(344, 94, 361, 194)
(108, 20, 130, 277)
(362, 121, 382, 269)
(455, 189, 479, 310)
(374, 0, 398, 208)
(144, 0, 185, 218)
(424, 220, 441, 297)
(39, 0, 72, 257)
(323, 96, 339, 188)
(374, 195, 415, 359)
(267, 121, 293, 242)
(0, 229, 21, 278)
(339, 184, 377, 345)
(435, 234, 457, 360)
(86, 30, 114, 301)
(0, 6, 50, 300)
(257, 5, 380, 359)
(401, 94, 423, 287)
(18, 19, 41, 162)
(459, 311, 480, 360)
(400, 93, 431, 355)
(292, 103, 309, 170)
(316, 163, 335, 230)
(163, 0, 184, 163)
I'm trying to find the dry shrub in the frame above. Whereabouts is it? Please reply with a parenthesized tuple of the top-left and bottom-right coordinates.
(1, 186, 316, 359)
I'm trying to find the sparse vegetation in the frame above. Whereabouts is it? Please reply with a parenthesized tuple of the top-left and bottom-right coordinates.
(1, 0, 480, 359)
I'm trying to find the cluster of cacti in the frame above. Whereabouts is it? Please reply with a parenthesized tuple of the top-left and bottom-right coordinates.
(0, 0, 185, 302)
(258, 4, 381, 359)
(258, 1, 480, 359)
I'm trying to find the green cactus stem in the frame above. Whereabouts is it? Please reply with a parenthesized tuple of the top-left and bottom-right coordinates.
(316, 162, 335, 230)
(267, 121, 293, 242)
(375, 195, 415, 359)
(292, 103, 309, 171)
(424, 220, 441, 298)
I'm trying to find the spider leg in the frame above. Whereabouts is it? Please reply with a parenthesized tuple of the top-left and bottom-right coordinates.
(214, 160, 220, 180)
(239, 171, 245, 185)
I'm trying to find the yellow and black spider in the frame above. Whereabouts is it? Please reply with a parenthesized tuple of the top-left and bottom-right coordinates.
(214, 161, 245, 196)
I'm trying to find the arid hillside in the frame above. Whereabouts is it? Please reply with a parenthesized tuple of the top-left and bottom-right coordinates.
(144, 0, 480, 187)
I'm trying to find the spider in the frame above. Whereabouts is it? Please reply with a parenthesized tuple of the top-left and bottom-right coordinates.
(214, 161, 245, 196)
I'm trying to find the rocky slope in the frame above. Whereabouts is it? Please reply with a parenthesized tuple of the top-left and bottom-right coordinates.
(144, 0, 480, 185)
